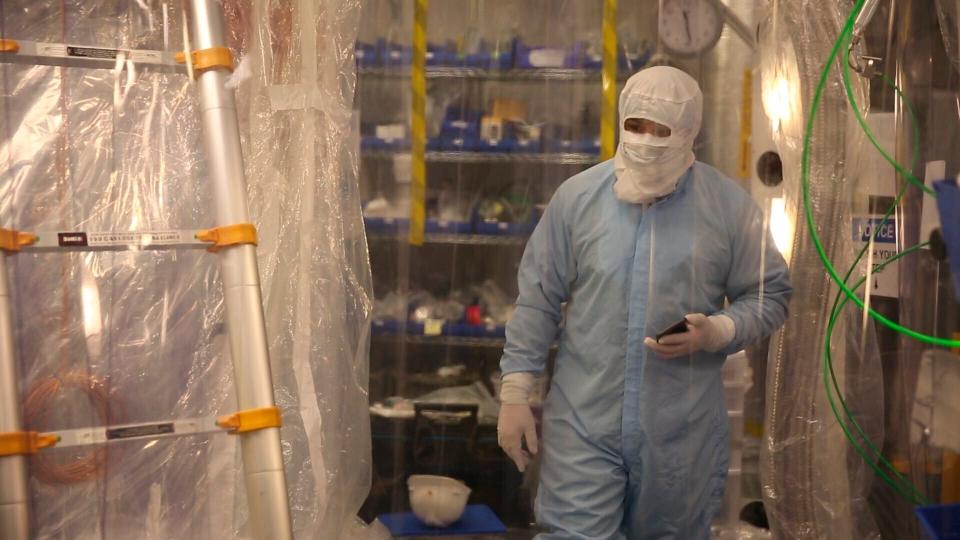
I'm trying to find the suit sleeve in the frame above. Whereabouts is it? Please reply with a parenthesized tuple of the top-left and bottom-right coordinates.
(500, 189, 577, 375)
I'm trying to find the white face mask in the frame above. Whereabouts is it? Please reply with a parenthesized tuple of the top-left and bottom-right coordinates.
(614, 129, 694, 204)
(620, 132, 671, 165)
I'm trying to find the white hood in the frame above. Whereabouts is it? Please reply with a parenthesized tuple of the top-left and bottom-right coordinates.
(613, 66, 703, 204)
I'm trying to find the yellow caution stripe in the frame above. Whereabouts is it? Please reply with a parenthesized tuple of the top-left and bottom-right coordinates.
(409, 0, 428, 246)
(600, 0, 618, 161)
(738, 69, 753, 180)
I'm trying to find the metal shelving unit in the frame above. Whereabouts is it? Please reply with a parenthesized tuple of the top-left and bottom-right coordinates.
(362, 150, 599, 165)
(366, 233, 527, 246)
(374, 334, 507, 348)
(359, 65, 607, 81)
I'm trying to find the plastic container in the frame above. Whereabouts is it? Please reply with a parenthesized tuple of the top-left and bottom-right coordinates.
(408, 475, 471, 528)
(915, 504, 960, 540)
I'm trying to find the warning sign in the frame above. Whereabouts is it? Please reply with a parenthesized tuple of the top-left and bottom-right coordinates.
(851, 216, 899, 298)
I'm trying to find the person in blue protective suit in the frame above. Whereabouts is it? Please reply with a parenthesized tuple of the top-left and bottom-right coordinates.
(496, 65, 792, 539)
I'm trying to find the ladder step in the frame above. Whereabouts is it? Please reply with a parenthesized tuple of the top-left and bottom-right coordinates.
(0, 40, 184, 73)
(52, 417, 221, 448)
(23, 229, 209, 252)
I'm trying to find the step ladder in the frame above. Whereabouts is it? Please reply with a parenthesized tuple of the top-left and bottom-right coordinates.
(0, 2, 294, 539)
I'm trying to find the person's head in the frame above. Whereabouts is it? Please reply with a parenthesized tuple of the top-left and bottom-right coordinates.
(613, 66, 703, 203)
(619, 65, 703, 158)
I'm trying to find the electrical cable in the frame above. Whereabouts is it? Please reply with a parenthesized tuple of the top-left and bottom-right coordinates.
(22, 372, 120, 484)
(802, 0, 960, 348)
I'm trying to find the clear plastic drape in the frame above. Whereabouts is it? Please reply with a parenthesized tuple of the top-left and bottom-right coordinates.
(0, 1, 379, 537)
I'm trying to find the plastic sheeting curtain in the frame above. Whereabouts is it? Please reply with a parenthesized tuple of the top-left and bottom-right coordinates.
(0, 1, 380, 538)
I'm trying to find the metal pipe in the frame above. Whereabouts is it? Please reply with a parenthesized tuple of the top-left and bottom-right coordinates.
(853, 0, 883, 38)
(187, 1, 293, 538)
(0, 254, 28, 540)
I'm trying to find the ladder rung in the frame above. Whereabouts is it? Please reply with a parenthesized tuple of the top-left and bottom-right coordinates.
(0, 40, 185, 73)
(52, 417, 222, 448)
(22, 229, 210, 253)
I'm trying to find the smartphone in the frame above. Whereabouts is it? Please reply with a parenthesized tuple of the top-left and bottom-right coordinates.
(655, 317, 689, 343)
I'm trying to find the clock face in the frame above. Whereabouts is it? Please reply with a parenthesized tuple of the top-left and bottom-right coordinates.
(659, 0, 724, 56)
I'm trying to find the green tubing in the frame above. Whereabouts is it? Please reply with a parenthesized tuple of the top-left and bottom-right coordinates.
(801, 0, 960, 348)
(825, 41, 926, 503)
(806, 0, 949, 504)
(824, 243, 931, 504)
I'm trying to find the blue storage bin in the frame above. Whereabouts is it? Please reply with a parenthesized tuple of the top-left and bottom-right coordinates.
(477, 138, 515, 153)
(371, 319, 400, 336)
(364, 217, 387, 234)
(463, 325, 484, 337)
(564, 42, 601, 70)
(443, 323, 467, 337)
(426, 137, 443, 151)
(465, 50, 492, 67)
(388, 218, 409, 233)
(382, 138, 410, 152)
(426, 43, 458, 66)
(475, 221, 501, 236)
(483, 325, 507, 339)
(360, 136, 383, 151)
(441, 121, 481, 139)
(545, 138, 575, 153)
(441, 136, 479, 152)
(406, 322, 425, 336)
(514, 138, 543, 153)
(425, 219, 471, 234)
(465, 39, 515, 70)
(378, 39, 411, 67)
(572, 138, 601, 155)
(915, 504, 960, 540)
(355, 42, 377, 68)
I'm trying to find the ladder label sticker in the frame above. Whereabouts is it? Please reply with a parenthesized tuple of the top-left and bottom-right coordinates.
(129, 50, 162, 63)
(67, 46, 119, 60)
(107, 422, 175, 441)
(58, 232, 88, 247)
(87, 231, 184, 247)
(36, 43, 68, 57)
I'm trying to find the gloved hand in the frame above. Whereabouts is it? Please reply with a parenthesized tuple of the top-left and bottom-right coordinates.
(498, 372, 540, 471)
(643, 313, 735, 359)
(497, 403, 539, 472)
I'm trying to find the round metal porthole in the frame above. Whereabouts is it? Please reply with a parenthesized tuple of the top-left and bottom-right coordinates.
(756, 151, 783, 187)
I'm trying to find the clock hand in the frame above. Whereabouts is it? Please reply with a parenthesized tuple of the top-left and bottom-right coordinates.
(683, 10, 692, 43)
